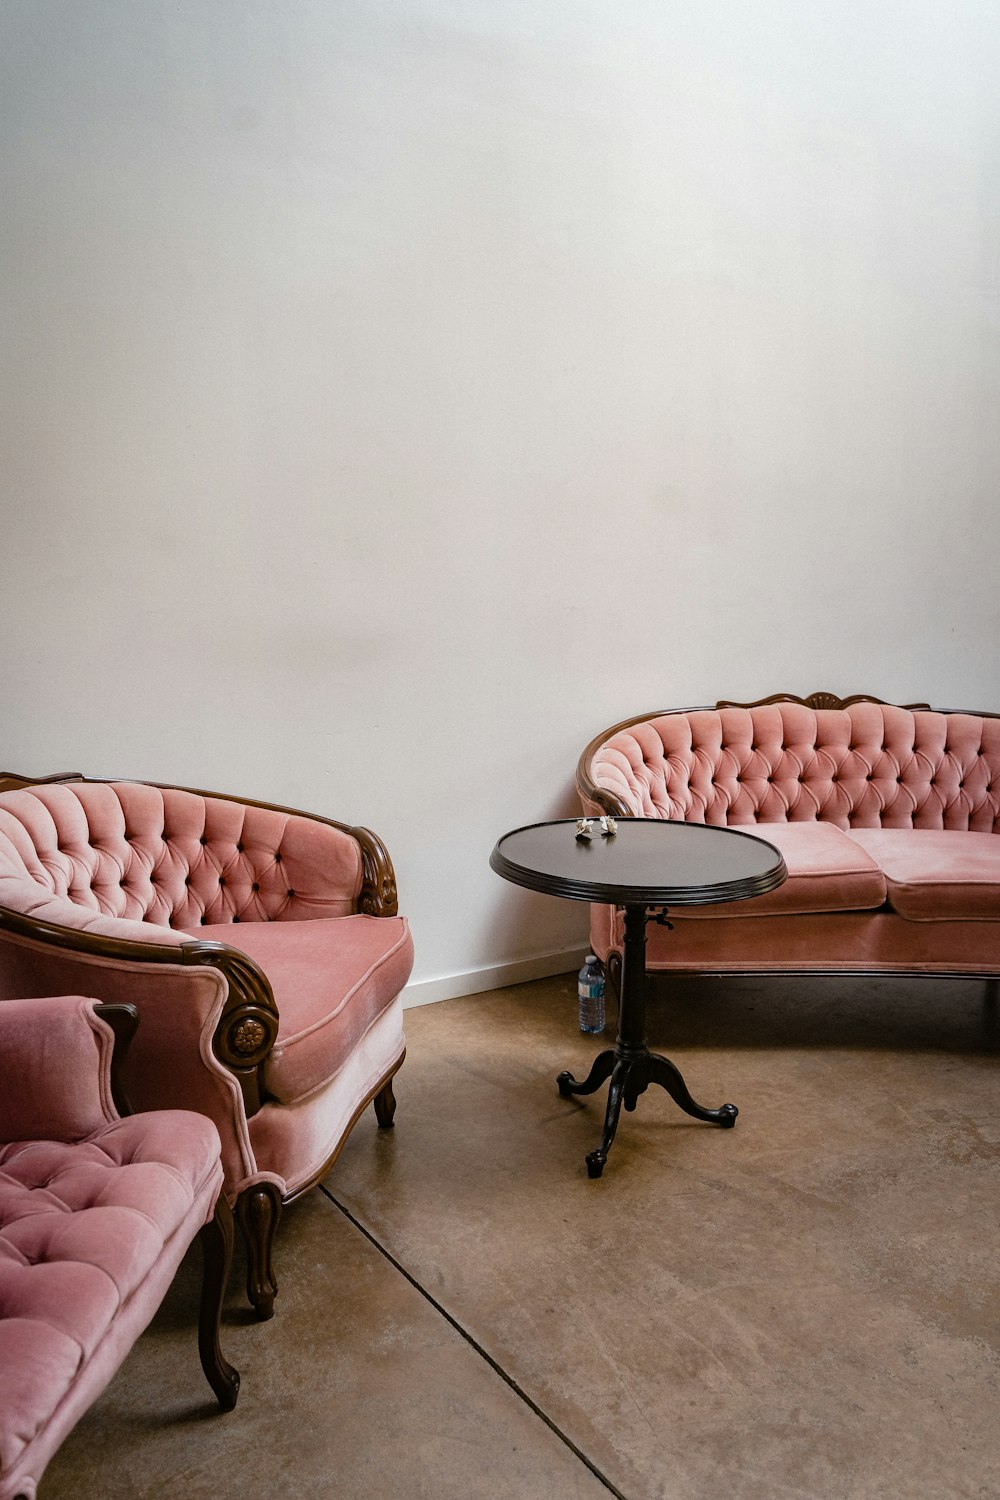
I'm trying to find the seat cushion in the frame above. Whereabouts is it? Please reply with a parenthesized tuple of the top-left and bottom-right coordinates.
(678, 822, 887, 918)
(0, 1110, 221, 1481)
(846, 829, 1000, 921)
(186, 915, 413, 1105)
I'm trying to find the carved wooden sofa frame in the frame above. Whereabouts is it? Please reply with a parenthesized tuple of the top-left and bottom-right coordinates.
(575, 696, 1000, 1002)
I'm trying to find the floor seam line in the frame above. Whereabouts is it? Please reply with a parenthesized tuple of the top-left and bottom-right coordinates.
(320, 1183, 630, 1500)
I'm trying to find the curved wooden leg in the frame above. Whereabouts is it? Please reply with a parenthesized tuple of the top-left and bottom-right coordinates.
(236, 1183, 282, 1321)
(198, 1194, 240, 1410)
(373, 1077, 397, 1129)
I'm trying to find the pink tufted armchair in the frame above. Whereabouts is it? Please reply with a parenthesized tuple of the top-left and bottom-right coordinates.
(1, 994, 238, 1500)
(0, 772, 414, 1320)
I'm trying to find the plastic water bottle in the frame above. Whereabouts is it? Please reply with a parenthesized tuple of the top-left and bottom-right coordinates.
(578, 955, 606, 1034)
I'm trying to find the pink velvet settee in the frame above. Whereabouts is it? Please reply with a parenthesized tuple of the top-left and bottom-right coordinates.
(1, 994, 237, 1500)
(577, 693, 1000, 985)
(0, 772, 414, 1321)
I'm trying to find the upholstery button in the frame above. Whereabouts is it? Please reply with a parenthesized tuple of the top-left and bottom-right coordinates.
(287, 889, 295, 899)
(199, 835, 207, 846)
(219, 877, 225, 886)
(236, 843, 244, 853)
(252, 882, 260, 893)
(184, 876, 191, 886)
(200, 916, 207, 924)
(233, 915, 240, 923)
(274, 852, 282, 864)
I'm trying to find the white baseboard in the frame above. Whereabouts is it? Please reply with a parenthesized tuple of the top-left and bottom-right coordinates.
(402, 945, 589, 1009)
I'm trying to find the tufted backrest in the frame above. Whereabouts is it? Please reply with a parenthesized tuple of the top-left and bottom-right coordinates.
(0, 781, 364, 932)
(589, 703, 1000, 831)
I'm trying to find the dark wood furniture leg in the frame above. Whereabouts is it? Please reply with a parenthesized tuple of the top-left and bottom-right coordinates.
(236, 1181, 282, 1321)
(198, 1194, 240, 1410)
(557, 904, 738, 1178)
(373, 1077, 397, 1128)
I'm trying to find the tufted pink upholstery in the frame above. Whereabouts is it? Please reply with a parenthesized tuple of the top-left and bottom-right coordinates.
(590, 704, 1000, 832)
(659, 822, 887, 919)
(0, 993, 117, 1145)
(0, 775, 413, 1322)
(847, 829, 1000, 922)
(0, 995, 232, 1500)
(188, 914, 414, 1105)
(580, 700, 1000, 980)
(0, 782, 363, 934)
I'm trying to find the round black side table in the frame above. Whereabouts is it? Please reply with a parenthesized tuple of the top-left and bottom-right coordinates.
(490, 818, 786, 1177)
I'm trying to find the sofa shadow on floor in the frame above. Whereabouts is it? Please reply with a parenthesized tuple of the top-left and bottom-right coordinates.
(642, 972, 1000, 1054)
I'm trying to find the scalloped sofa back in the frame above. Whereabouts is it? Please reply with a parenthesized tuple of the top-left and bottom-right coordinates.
(577, 694, 1000, 979)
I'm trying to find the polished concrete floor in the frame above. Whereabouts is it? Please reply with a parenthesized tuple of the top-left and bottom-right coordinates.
(43, 973, 1000, 1499)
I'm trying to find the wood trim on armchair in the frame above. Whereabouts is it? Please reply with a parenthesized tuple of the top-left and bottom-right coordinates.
(0, 903, 280, 1116)
(93, 1002, 139, 1117)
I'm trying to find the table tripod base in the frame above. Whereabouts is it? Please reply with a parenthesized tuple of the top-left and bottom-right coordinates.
(556, 905, 740, 1177)
(557, 1051, 738, 1179)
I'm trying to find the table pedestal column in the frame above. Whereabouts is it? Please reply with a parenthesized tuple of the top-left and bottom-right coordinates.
(557, 903, 737, 1178)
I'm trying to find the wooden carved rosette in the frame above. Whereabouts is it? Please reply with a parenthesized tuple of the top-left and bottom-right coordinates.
(180, 942, 280, 1114)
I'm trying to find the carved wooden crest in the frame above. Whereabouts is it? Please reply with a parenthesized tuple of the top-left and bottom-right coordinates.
(715, 692, 933, 712)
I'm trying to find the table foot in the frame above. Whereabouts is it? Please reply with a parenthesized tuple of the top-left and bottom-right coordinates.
(561, 1048, 738, 1177)
(581, 1060, 627, 1178)
(647, 1052, 738, 1127)
(557, 1049, 615, 1099)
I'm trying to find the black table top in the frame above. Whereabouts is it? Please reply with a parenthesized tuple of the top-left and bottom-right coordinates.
(490, 818, 787, 907)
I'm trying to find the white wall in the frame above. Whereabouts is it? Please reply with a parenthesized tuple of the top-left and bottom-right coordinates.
(2, 1, 999, 1000)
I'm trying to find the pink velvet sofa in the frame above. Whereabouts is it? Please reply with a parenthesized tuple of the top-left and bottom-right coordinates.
(577, 693, 1000, 984)
(1, 994, 237, 1500)
(0, 772, 414, 1320)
